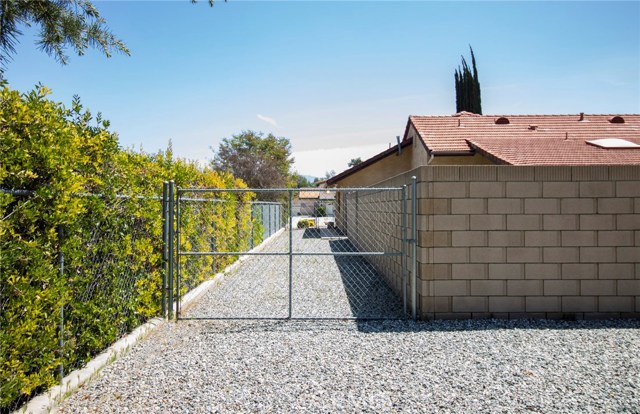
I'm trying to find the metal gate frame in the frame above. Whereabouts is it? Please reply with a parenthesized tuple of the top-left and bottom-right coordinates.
(161, 178, 418, 320)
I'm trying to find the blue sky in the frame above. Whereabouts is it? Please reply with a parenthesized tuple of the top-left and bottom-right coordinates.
(5, 0, 640, 177)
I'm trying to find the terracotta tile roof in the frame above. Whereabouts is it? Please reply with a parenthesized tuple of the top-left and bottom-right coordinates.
(468, 137, 640, 165)
(299, 190, 321, 199)
(408, 113, 640, 164)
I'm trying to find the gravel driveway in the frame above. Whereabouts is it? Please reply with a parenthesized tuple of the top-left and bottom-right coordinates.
(54, 318, 639, 413)
(53, 229, 640, 413)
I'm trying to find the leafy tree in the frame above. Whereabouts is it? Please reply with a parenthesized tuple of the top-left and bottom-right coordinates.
(292, 173, 312, 188)
(324, 170, 336, 180)
(212, 130, 294, 190)
(348, 157, 362, 168)
(0, 0, 130, 75)
(454, 46, 482, 115)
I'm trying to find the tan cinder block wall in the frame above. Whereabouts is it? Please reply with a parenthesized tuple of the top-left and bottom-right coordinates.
(372, 165, 640, 320)
(334, 186, 408, 300)
(352, 168, 428, 312)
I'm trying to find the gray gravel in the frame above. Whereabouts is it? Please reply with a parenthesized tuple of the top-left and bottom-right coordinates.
(54, 319, 639, 413)
(183, 228, 404, 319)
(54, 230, 640, 413)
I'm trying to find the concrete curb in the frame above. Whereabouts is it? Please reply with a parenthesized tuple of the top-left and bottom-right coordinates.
(16, 317, 164, 414)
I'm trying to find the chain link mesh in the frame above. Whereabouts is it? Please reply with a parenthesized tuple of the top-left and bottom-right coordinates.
(1, 185, 411, 411)
(1, 190, 162, 411)
(64, 194, 161, 361)
(177, 188, 407, 320)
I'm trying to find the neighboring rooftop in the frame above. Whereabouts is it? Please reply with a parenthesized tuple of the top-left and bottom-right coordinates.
(298, 189, 336, 200)
(299, 190, 320, 199)
(407, 112, 640, 164)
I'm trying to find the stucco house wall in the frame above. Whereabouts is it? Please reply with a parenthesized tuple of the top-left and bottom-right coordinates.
(333, 145, 415, 188)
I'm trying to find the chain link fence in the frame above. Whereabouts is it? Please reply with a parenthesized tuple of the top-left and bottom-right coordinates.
(173, 187, 415, 320)
(1, 188, 163, 412)
(1, 184, 260, 412)
(2, 181, 417, 411)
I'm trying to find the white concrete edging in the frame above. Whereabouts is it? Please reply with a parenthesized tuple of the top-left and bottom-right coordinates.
(16, 317, 164, 414)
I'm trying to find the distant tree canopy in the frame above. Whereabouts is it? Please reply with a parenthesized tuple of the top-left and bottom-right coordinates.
(0, 0, 130, 75)
(293, 173, 312, 188)
(211, 130, 294, 190)
(454, 46, 482, 115)
(348, 157, 362, 168)
(324, 170, 336, 180)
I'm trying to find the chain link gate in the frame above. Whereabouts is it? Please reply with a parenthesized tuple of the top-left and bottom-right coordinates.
(162, 180, 418, 320)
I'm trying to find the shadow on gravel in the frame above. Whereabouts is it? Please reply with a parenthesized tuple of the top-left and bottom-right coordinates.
(196, 318, 640, 336)
(198, 319, 360, 335)
(354, 318, 640, 333)
(302, 227, 345, 239)
(327, 238, 405, 327)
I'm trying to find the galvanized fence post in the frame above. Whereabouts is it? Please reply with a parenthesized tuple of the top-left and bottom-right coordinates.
(288, 190, 293, 319)
(411, 176, 418, 321)
(167, 181, 175, 320)
(176, 187, 182, 318)
(162, 182, 168, 318)
(401, 185, 407, 316)
(250, 203, 254, 249)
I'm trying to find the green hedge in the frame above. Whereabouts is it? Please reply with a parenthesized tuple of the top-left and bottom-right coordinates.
(0, 84, 257, 411)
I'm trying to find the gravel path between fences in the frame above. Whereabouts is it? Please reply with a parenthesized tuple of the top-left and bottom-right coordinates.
(183, 228, 404, 319)
(54, 318, 639, 413)
(53, 230, 639, 413)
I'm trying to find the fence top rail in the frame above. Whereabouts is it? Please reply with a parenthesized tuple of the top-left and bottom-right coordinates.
(178, 187, 404, 194)
(1, 188, 163, 200)
(178, 197, 283, 205)
(1, 188, 32, 196)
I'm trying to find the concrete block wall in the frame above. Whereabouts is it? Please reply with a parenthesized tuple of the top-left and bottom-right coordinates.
(367, 165, 640, 320)
(360, 170, 425, 313)
(337, 188, 408, 298)
(416, 165, 640, 320)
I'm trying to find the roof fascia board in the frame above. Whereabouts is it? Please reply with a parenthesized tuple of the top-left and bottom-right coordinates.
(402, 116, 415, 142)
(405, 117, 435, 156)
(432, 150, 476, 156)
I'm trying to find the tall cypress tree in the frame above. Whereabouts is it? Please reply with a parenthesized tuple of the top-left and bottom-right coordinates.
(454, 46, 482, 115)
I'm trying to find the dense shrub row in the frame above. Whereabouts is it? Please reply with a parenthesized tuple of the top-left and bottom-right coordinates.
(0, 84, 256, 410)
